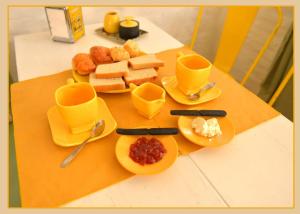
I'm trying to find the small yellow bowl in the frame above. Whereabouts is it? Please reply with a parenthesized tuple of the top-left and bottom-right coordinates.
(104, 11, 120, 34)
(131, 82, 166, 119)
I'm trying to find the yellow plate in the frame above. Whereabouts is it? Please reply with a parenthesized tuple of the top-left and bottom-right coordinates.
(178, 114, 235, 147)
(72, 69, 132, 94)
(115, 134, 178, 175)
(47, 97, 117, 147)
(161, 76, 222, 105)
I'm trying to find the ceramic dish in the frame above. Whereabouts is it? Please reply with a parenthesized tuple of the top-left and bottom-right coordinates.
(161, 75, 222, 105)
(47, 97, 117, 147)
(95, 27, 148, 44)
(115, 133, 178, 175)
(178, 113, 235, 147)
(72, 51, 146, 94)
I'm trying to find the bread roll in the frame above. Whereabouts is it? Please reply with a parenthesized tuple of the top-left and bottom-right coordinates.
(90, 46, 113, 65)
(110, 47, 130, 62)
(72, 53, 96, 75)
(123, 40, 140, 57)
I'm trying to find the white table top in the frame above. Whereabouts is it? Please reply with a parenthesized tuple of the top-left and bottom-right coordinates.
(13, 17, 293, 207)
(14, 17, 182, 81)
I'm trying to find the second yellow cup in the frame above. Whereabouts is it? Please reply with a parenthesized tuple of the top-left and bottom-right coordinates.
(176, 52, 212, 95)
(55, 79, 99, 134)
(131, 83, 166, 119)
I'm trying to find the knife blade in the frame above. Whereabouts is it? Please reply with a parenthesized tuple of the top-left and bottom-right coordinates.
(116, 128, 178, 135)
(170, 110, 227, 117)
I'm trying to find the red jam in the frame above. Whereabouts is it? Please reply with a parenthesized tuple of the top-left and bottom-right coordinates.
(129, 137, 167, 165)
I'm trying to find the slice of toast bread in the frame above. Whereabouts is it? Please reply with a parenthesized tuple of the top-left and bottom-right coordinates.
(89, 72, 126, 92)
(124, 68, 158, 85)
(128, 54, 164, 70)
(95, 60, 129, 78)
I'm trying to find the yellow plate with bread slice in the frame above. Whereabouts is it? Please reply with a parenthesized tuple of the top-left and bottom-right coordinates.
(72, 50, 152, 94)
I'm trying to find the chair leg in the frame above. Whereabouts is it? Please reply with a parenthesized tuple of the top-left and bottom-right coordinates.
(190, 7, 204, 50)
(269, 65, 294, 106)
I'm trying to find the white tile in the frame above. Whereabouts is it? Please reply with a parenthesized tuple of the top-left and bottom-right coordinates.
(14, 18, 183, 81)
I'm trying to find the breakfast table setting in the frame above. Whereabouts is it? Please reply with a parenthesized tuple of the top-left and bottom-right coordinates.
(11, 10, 293, 208)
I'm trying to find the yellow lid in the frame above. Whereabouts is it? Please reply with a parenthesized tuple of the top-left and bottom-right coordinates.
(120, 16, 138, 27)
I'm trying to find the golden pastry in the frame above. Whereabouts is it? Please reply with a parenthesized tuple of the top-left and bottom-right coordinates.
(90, 46, 113, 65)
(110, 47, 130, 62)
(123, 39, 140, 57)
(72, 53, 96, 75)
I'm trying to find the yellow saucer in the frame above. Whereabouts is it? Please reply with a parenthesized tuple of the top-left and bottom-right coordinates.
(161, 76, 222, 105)
(72, 69, 132, 94)
(178, 114, 235, 147)
(47, 97, 117, 147)
(115, 134, 178, 175)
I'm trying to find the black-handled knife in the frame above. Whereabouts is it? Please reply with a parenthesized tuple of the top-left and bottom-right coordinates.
(116, 128, 179, 135)
(170, 110, 227, 117)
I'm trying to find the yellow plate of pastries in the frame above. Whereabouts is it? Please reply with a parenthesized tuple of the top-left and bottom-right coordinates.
(178, 113, 235, 147)
(72, 40, 164, 94)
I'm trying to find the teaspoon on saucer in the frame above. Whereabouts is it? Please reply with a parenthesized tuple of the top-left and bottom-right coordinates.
(187, 82, 216, 101)
(60, 120, 105, 168)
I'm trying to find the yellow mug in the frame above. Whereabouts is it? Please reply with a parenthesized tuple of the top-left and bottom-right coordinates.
(131, 83, 166, 119)
(104, 11, 120, 34)
(55, 79, 99, 134)
(176, 52, 212, 95)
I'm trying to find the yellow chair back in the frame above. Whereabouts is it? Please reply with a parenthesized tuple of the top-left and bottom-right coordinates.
(190, 6, 283, 86)
(214, 6, 259, 74)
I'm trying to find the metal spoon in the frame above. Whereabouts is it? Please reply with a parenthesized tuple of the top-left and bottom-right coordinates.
(60, 120, 105, 168)
(188, 82, 216, 101)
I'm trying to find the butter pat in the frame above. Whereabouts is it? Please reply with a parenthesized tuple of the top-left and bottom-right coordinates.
(192, 117, 222, 137)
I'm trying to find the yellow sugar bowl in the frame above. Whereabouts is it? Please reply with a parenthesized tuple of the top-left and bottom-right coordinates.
(55, 79, 99, 134)
(131, 83, 166, 119)
(104, 11, 120, 34)
(176, 52, 212, 95)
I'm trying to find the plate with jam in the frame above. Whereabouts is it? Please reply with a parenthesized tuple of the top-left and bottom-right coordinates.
(115, 134, 178, 175)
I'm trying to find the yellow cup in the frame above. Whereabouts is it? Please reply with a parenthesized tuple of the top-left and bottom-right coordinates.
(104, 11, 120, 34)
(176, 52, 212, 95)
(55, 79, 99, 134)
(131, 83, 166, 119)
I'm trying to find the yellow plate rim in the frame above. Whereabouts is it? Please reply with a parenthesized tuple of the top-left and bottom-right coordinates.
(115, 133, 179, 175)
(161, 75, 222, 105)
